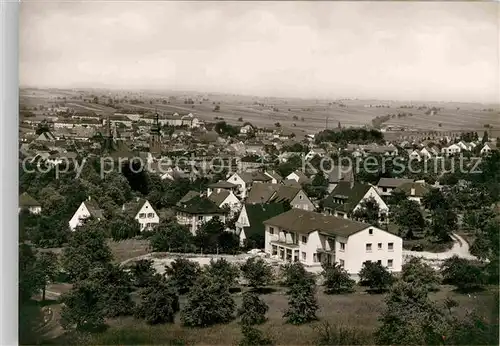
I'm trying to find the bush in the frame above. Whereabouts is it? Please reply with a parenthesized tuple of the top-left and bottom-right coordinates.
(241, 257, 273, 290)
(283, 274, 319, 325)
(401, 257, 440, 291)
(315, 322, 372, 345)
(239, 325, 273, 346)
(205, 258, 240, 288)
(322, 262, 355, 294)
(358, 261, 393, 292)
(164, 258, 201, 294)
(238, 292, 268, 325)
(441, 256, 486, 292)
(134, 278, 179, 325)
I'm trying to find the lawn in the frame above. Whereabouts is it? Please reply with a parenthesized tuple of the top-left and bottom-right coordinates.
(53, 285, 497, 346)
(107, 238, 151, 264)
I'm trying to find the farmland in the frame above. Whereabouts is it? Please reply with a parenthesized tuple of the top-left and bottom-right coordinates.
(19, 88, 500, 135)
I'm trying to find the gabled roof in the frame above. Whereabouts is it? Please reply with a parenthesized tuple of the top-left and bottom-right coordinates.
(122, 198, 152, 218)
(288, 170, 310, 184)
(395, 182, 430, 198)
(246, 183, 281, 204)
(264, 208, 370, 238)
(208, 181, 237, 189)
(377, 177, 414, 188)
(238, 171, 272, 183)
(208, 190, 230, 206)
(265, 170, 283, 182)
(175, 195, 226, 215)
(282, 179, 302, 188)
(243, 203, 287, 239)
(19, 192, 41, 207)
(322, 181, 372, 213)
(328, 166, 354, 184)
(83, 199, 104, 219)
(178, 190, 201, 205)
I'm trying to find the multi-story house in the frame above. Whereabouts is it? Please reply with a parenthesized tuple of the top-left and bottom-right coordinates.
(246, 183, 315, 211)
(122, 198, 160, 231)
(69, 197, 104, 231)
(263, 209, 403, 275)
(235, 203, 286, 247)
(175, 195, 227, 235)
(226, 171, 272, 199)
(376, 178, 415, 197)
(19, 192, 42, 214)
(323, 181, 389, 222)
(394, 181, 430, 205)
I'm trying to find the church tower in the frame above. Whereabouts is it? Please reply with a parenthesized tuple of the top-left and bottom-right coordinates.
(150, 111, 162, 155)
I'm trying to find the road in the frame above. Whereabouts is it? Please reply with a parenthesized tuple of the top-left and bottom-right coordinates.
(403, 233, 477, 262)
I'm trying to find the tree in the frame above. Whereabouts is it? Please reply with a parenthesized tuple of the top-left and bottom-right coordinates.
(151, 222, 195, 253)
(274, 122, 281, 127)
(422, 188, 449, 210)
(428, 207, 457, 242)
(281, 262, 314, 287)
(129, 259, 158, 288)
(441, 256, 486, 291)
(241, 257, 274, 290)
(109, 216, 141, 241)
(205, 258, 240, 288)
(358, 261, 393, 292)
(401, 257, 440, 292)
(134, 278, 180, 325)
(86, 264, 135, 318)
(309, 173, 329, 199)
(482, 130, 489, 144)
(181, 273, 235, 327)
(62, 220, 112, 282)
(213, 105, 220, 112)
(164, 258, 201, 294)
(388, 189, 407, 207)
(60, 280, 106, 331)
(19, 244, 44, 303)
(238, 291, 269, 325)
(239, 325, 273, 346)
(322, 262, 355, 294)
(352, 196, 380, 225)
(393, 200, 425, 239)
(194, 217, 226, 253)
(375, 281, 449, 345)
(283, 271, 319, 325)
(35, 251, 59, 301)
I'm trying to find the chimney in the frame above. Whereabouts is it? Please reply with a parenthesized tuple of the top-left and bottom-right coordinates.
(410, 187, 416, 196)
(87, 196, 91, 201)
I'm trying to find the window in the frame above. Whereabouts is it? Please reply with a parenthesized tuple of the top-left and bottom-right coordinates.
(388, 242, 394, 251)
(339, 242, 346, 251)
(387, 259, 393, 268)
(366, 243, 372, 252)
(139, 213, 146, 218)
(302, 252, 306, 261)
(301, 236, 307, 244)
(299, 195, 303, 199)
(147, 213, 154, 218)
(272, 245, 278, 256)
(378, 243, 382, 250)
(339, 259, 345, 267)
(382, 187, 387, 192)
(198, 216, 203, 221)
(313, 253, 318, 263)
(269, 227, 274, 235)
(369, 228, 373, 235)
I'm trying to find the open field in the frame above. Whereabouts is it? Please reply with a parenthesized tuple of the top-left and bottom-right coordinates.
(49, 285, 497, 345)
(108, 239, 151, 263)
(19, 88, 500, 135)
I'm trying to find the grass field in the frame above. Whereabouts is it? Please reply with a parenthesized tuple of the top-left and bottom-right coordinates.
(59, 285, 497, 345)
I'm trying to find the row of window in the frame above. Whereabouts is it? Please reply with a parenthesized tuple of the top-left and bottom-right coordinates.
(366, 242, 394, 252)
(139, 213, 155, 218)
(373, 259, 393, 268)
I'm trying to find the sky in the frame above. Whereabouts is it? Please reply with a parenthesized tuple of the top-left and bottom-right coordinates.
(20, 1, 499, 103)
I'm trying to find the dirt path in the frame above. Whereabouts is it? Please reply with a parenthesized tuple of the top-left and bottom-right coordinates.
(403, 233, 477, 261)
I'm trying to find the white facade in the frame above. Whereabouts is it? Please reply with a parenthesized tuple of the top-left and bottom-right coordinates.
(176, 213, 226, 235)
(227, 173, 249, 199)
(69, 201, 100, 231)
(18, 206, 42, 214)
(235, 206, 250, 245)
(442, 144, 461, 156)
(133, 200, 160, 231)
(264, 224, 402, 275)
(480, 143, 493, 155)
(285, 171, 301, 182)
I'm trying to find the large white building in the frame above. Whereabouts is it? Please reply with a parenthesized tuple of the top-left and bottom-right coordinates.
(263, 209, 403, 276)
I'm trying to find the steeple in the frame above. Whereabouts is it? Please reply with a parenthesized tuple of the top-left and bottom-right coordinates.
(150, 110, 162, 155)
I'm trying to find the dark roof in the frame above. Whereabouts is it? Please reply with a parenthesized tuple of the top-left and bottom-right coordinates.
(282, 179, 302, 188)
(246, 183, 281, 204)
(377, 177, 414, 188)
(328, 166, 354, 183)
(239, 171, 272, 183)
(263, 209, 370, 238)
(322, 181, 371, 213)
(122, 198, 149, 217)
(83, 200, 104, 219)
(208, 181, 237, 189)
(243, 203, 286, 239)
(175, 195, 226, 215)
(178, 190, 201, 205)
(395, 182, 430, 198)
(19, 192, 41, 207)
(265, 171, 283, 182)
(208, 190, 230, 206)
(289, 170, 310, 184)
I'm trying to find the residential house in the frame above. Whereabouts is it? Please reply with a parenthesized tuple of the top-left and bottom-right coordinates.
(240, 124, 254, 135)
(19, 192, 42, 214)
(285, 170, 311, 185)
(441, 143, 461, 156)
(323, 181, 389, 221)
(235, 203, 286, 247)
(480, 142, 494, 155)
(305, 148, 326, 161)
(395, 181, 430, 205)
(175, 195, 227, 234)
(227, 171, 272, 199)
(122, 198, 160, 231)
(263, 209, 403, 274)
(376, 178, 415, 197)
(69, 197, 104, 231)
(264, 170, 283, 184)
(327, 165, 354, 193)
(246, 183, 315, 211)
(207, 181, 238, 197)
(207, 189, 241, 217)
